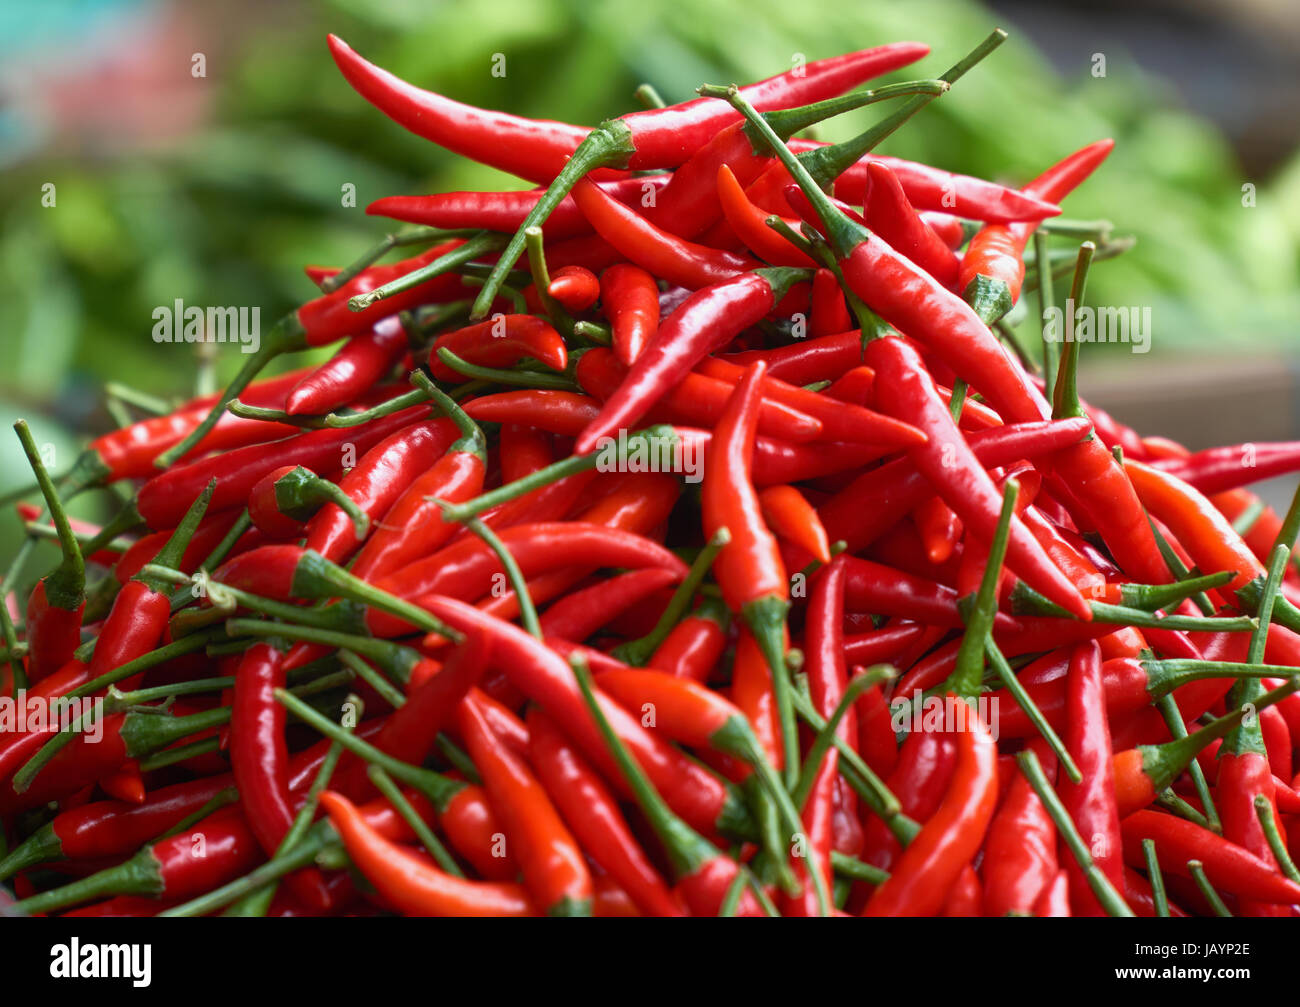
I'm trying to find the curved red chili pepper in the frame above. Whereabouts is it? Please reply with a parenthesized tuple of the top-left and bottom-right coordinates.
(526, 708, 683, 917)
(959, 140, 1114, 323)
(861, 162, 960, 287)
(758, 484, 830, 564)
(866, 335, 1091, 619)
(575, 346, 823, 443)
(571, 177, 760, 289)
(457, 692, 592, 915)
(136, 403, 429, 530)
(539, 567, 680, 644)
(648, 598, 729, 683)
(367, 176, 664, 238)
(318, 791, 537, 917)
(863, 697, 998, 915)
(1121, 809, 1300, 905)
(285, 316, 409, 416)
(302, 418, 457, 564)
(329, 34, 928, 181)
(230, 643, 332, 911)
(574, 269, 801, 454)
(716, 165, 815, 267)
(428, 314, 567, 382)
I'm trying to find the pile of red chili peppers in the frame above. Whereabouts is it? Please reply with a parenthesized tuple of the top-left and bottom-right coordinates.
(4, 28, 1300, 919)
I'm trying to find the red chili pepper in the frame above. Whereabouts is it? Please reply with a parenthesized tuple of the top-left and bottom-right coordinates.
(865, 335, 1090, 618)
(230, 643, 332, 911)
(1125, 459, 1264, 597)
(545, 265, 600, 313)
(599, 264, 660, 365)
(810, 267, 853, 337)
(348, 392, 486, 583)
(825, 152, 1063, 223)
(58, 369, 309, 490)
(725, 329, 864, 386)
(329, 34, 924, 184)
(135, 403, 429, 530)
(758, 485, 830, 564)
(248, 465, 370, 542)
(574, 268, 805, 454)
(1056, 641, 1124, 915)
(285, 316, 409, 416)
(912, 494, 962, 566)
(1217, 749, 1287, 916)
(15, 421, 85, 683)
(695, 354, 926, 449)
(10, 806, 264, 915)
(1033, 869, 1071, 917)
(366, 176, 663, 238)
(302, 418, 457, 564)
(570, 177, 760, 289)
(715, 165, 815, 267)
(981, 738, 1058, 916)
(318, 791, 537, 917)
(539, 567, 681, 644)
(428, 314, 567, 382)
(861, 162, 960, 287)
(960, 140, 1113, 323)
(0, 774, 236, 880)
(1121, 809, 1300, 905)
(1150, 441, 1300, 496)
(575, 346, 823, 443)
(648, 597, 730, 683)
(817, 417, 1091, 555)
(457, 692, 592, 915)
(863, 697, 999, 915)
(526, 707, 683, 917)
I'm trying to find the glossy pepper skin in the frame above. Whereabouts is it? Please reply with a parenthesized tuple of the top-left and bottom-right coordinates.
(1056, 641, 1124, 916)
(319, 791, 537, 917)
(863, 696, 998, 916)
(230, 643, 332, 911)
(981, 739, 1058, 916)
(285, 316, 408, 416)
(457, 693, 593, 916)
(600, 264, 660, 365)
(527, 708, 683, 917)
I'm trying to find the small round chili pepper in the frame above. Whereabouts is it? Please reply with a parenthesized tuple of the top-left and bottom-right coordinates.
(318, 790, 537, 917)
(248, 465, 369, 541)
(285, 316, 409, 416)
(457, 692, 592, 916)
(526, 707, 684, 917)
(546, 265, 600, 313)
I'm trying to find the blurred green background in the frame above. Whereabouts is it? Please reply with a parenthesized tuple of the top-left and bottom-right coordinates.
(1, 0, 1298, 576)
